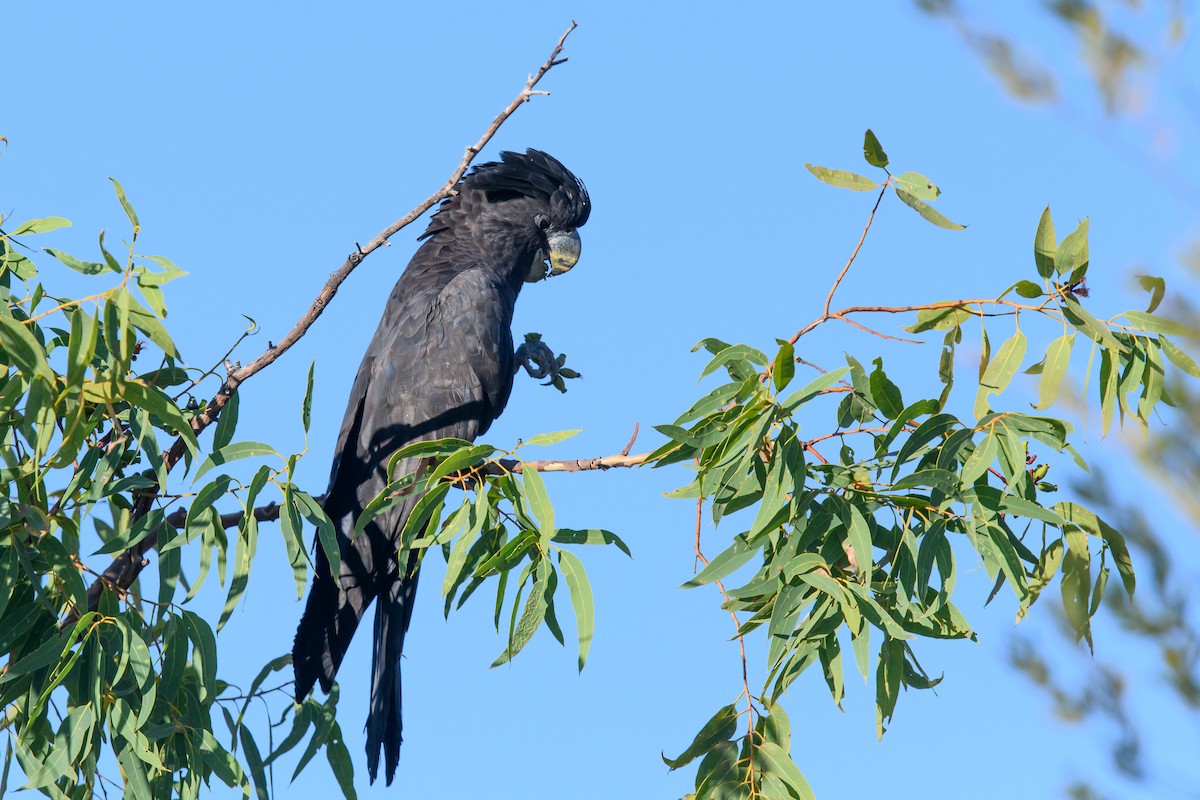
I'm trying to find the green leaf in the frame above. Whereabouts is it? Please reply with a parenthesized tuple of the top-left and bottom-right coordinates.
(674, 380, 750, 425)
(194, 441, 282, 483)
(386, 436, 473, 462)
(1061, 531, 1092, 649)
(960, 432, 997, 485)
(212, 389, 240, 451)
(163, 475, 232, 554)
(1033, 206, 1057, 279)
(894, 188, 965, 230)
(1122, 310, 1197, 338)
(1034, 333, 1073, 410)
(441, 490, 488, 597)
(295, 491, 339, 580)
(66, 307, 99, 386)
(682, 537, 762, 588)
(756, 741, 816, 800)
(0, 313, 55, 382)
(301, 361, 315, 433)
(475, 530, 536, 579)
(780, 366, 849, 412)
(1099, 349, 1118, 436)
(998, 494, 1065, 525)
(869, 358, 904, 419)
(9, 216, 71, 235)
(1013, 280, 1044, 299)
(862, 129, 889, 168)
(747, 453, 792, 542)
(1160, 335, 1200, 378)
(757, 702, 791, 750)
(199, 731, 245, 788)
(43, 248, 112, 275)
(891, 469, 960, 494)
(522, 429, 582, 447)
(803, 164, 880, 191)
(773, 340, 795, 392)
(893, 171, 939, 201)
(157, 617, 187, 704)
(552, 528, 632, 557)
(324, 723, 358, 800)
(701, 344, 769, 379)
(1062, 296, 1124, 354)
(875, 638, 903, 739)
(239, 726, 269, 800)
(492, 558, 550, 666)
(557, 549, 595, 671)
(693, 337, 734, 356)
(892, 413, 958, 478)
(138, 254, 188, 287)
(1056, 501, 1135, 596)
(97, 229, 123, 273)
(123, 379, 201, 455)
(693, 741, 740, 799)
(851, 616, 872, 682)
(975, 329, 1027, 419)
(1055, 217, 1089, 282)
(117, 745, 152, 800)
(218, 495, 262, 631)
(1137, 274, 1165, 313)
(0, 628, 75, 682)
(662, 704, 738, 769)
(844, 503, 873, 583)
(520, 465, 554, 546)
(110, 177, 141, 232)
(264, 704, 313, 767)
(904, 303, 973, 333)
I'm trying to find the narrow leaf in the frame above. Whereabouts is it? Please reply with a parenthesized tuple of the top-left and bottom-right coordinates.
(804, 164, 880, 191)
(1034, 206, 1056, 279)
(110, 178, 141, 231)
(894, 188, 965, 230)
(558, 549, 595, 671)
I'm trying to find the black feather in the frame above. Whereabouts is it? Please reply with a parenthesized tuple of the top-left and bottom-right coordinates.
(292, 149, 589, 785)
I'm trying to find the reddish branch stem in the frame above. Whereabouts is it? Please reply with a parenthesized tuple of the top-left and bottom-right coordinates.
(692, 499, 756, 750)
(820, 182, 889, 319)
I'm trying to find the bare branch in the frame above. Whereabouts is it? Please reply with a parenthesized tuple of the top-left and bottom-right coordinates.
(79, 23, 581, 618)
(502, 451, 648, 474)
(162, 448, 648, 532)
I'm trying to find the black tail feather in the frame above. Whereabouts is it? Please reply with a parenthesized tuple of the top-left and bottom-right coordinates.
(292, 543, 373, 702)
(366, 562, 419, 785)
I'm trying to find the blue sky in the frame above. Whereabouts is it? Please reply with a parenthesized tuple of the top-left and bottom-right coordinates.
(4, 3, 1199, 798)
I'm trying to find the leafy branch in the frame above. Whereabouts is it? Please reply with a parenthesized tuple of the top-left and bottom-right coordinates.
(639, 128, 1198, 798)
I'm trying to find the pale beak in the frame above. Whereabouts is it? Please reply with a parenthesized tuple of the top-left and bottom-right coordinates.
(547, 229, 582, 276)
(524, 229, 582, 283)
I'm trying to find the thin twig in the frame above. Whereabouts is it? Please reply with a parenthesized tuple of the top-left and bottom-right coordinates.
(76, 23, 581, 619)
(821, 183, 888, 318)
(619, 422, 640, 457)
(791, 297, 1058, 342)
(692, 500, 756, 759)
(828, 313, 923, 344)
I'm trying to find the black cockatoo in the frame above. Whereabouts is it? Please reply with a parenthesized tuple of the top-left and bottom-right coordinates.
(292, 150, 590, 784)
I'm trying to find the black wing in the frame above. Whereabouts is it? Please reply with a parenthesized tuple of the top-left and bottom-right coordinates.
(292, 256, 517, 784)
